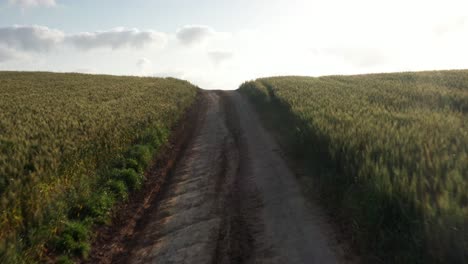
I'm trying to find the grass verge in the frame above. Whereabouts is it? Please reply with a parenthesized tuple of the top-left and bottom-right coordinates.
(239, 72, 467, 263)
(0, 72, 197, 263)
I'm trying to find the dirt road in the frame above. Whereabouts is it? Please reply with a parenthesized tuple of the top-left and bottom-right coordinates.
(122, 91, 347, 263)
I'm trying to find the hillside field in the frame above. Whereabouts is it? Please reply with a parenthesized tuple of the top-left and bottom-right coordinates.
(0, 72, 197, 263)
(239, 70, 468, 263)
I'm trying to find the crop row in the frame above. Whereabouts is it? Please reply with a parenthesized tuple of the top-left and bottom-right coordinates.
(0, 72, 197, 262)
(239, 70, 468, 263)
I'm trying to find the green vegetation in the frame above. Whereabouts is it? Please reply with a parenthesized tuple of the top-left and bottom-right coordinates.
(239, 70, 468, 263)
(0, 72, 197, 263)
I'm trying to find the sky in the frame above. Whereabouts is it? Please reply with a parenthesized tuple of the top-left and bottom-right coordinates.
(0, 0, 467, 89)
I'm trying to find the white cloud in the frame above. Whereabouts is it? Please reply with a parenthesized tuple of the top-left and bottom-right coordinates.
(320, 47, 389, 67)
(9, 0, 56, 8)
(136, 58, 151, 68)
(0, 45, 25, 62)
(67, 28, 167, 50)
(208, 51, 233, 66)
(72, 68, 96, 74)
(176, 25, 215, 46)
(136, 57, 152, 75)
(0, 25, 168, 54)
(433, 16, 468, 36)
(153, 69, 186, 79)
(0, 25, 64, 52)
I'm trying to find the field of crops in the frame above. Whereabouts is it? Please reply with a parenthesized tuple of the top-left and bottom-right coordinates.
(239, 70, 468, 263)
(0, 72, 197, 263)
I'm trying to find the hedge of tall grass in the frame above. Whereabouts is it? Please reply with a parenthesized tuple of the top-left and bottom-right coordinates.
(239, 70, 467, 263)
(0, 72, 197, 263)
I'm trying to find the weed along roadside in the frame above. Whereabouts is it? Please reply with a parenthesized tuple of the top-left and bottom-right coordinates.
(0, 72, 198, 263)
(85, 90, 203, 264)
(53, 136, 165, 263)
(239, 70, 468, 264)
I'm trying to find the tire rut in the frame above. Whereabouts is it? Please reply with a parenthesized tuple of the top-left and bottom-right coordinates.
(213, 92, 256, 264)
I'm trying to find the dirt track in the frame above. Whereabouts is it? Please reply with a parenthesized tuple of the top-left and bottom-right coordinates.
(107, 91, 348, 263)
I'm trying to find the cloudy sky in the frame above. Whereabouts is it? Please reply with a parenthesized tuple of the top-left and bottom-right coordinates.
(1, 0, 467, 89)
